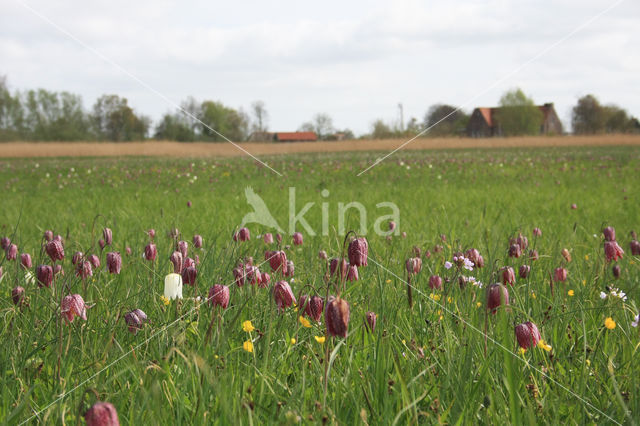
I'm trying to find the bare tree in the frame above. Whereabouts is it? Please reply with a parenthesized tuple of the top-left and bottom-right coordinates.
(251, 100, 269, 133)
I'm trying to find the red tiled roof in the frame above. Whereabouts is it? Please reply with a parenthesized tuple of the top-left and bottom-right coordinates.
(476, 104, 554, 128)
(275, 132, 317, 141)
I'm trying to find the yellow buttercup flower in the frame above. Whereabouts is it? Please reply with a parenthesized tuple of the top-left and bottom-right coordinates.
(531, 292, 536, 299)
(242, 320, 255, 332)
(518, 347, 526, 355)
(605, 317, 616, 330)
(584, 254, 589, 261)
(476, 302, 482, 308)
(290, 338, 296, 345)
(430, 293, 441, 302)
(386, 279, 392, 284)
(160, 295, 170, 306)
(243, 340, 254, 353)
(537, 339, 552, 352)
(299, 316, 312, 328)
(568, 290, 575, 297)
(314, 336, 325, 344)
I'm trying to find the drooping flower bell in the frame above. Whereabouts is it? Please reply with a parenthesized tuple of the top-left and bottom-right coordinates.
(603, 226, 616, 242)
(532, 227, 542, 237)
(553, 267, 568, 282)
(508, 244, 522, 258)
(72, 251, 84, 265)
(348, 237, 368, 267)
(465, 248, 481, 266)
(46, 239, 64, 262)
(233, 227, 250, 242)
(347, 264, 359, 281)
(208, 284, 230, 309)
(164, 273, 183, 300)
(233, 265, 246, 287)
(561, 248, 572, 263)
(284, 260, 295, 277)
(300, 295, 324, 322)
(329, 257, 348, 281)
(170, 251, 183, 274)
(273, 280, 296, 311)
(20, 253, 32, 269)
(124, 309, 148, 334)
(84, 401, 119, 426)
(365, 311, 377, 333)
(518, 265, 531, 279)
(76, 261, 93, 279)
(292, 232, 303, 246)
(612, 264, 621, 279)
(43, 230, 54, 241)
(61, 294, 88, 322)
(501, 266, 515, 285)
(604, 241, 624, 262)
(88, 254, 100, 269)
(106, 252, 122, 274)
(193, 234, 203, 249)
(12, 286, 25, 306)
(144, 243, 157, 261)
(36, 264, 54, 288)
(103, 228, 113, 246)
(177, 240, 188, 259)
(259, 272, 271, 288)
(98, 239, 105, 250)
(388, 221, 396, 231)
(429, 275, 442, 290)
(486, 283, 509, 314)
(630, 239, 640, 255)
(0, 237, 10, 250)
(182, 266, 197, 286)
(529, 249, 539, 261)
(325, 296, 350, 338)
(515, 233, 528, 251)
(6, 244, 17, 261)
(263, 233, 274, 244)
(515, 321, 541, 350)
(268, 250, 288, 275)
(318, 250, 327, 260)
(147, 228, 156, 239)
(405, 257, 422, 275)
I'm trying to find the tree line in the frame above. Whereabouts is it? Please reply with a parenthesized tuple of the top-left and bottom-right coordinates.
(0, 76, 638, 142)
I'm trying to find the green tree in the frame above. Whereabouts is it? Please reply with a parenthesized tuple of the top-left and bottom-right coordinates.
(198, 100, 249, 142)
(0, 76, 25, 141)
(154, 112, 195, 141)
(370, 119, 394, 139)
(91, 95, 149, 141)
(572, 95, 605, 135)
(424, 104, 469, 136)
(496, 88, 543, 136)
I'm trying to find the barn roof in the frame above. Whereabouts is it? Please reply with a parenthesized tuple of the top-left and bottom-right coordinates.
(474, 103, 556, 127)
(275, 132, 317, 141)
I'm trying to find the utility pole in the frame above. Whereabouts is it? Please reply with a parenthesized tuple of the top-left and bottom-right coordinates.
(398, 103, 404, 132)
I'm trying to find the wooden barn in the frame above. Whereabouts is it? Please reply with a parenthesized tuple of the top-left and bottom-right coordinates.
(466, 103, 563, 137)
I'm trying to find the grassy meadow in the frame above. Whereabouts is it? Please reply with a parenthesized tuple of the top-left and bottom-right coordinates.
(1, 145, 639, 424)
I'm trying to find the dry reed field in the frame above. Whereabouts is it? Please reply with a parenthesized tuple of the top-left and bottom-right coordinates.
(1, 134, 640, 158)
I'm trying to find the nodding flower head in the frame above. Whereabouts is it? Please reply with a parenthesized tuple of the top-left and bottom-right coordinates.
(518, 265, 531, 279)
(144, 243, 157, 261)
(124, 309, 148, 334)
(561, 248, 572, 263)
(529, 249, 539, 261)
(181, 266, 197, 286)
(325, 297, 350, 338)
(604, 241, 624, 262)
(268, 250, 288, 275)
(177, 240, 188, 259)
(405, 257, 422, 275)
(465, 248, 481, 266)
(486, 283, 509, 314)
(170, 251, 183, 274)
(193, 234, 203, 249)
(532, 227, 542, 237)
(208, 284, 230, 309)
(164, 273, 183, 300)
(365, 311, 377, 333)
(72, 251, 84, 265)
(12, 286, 25, 306)
(284, 260, 295, 277)
(553, 267, 568, 282)
(61, 294, 88, 322)
(329, 257, 348, 281)
(46, 240, 64, 262)
(233, 265, 246, 287)
(348, 238, 368, 267)
(292, 232, 303, 246)
(88, 254, 100, 269)
(76, 261, 93, 279)
(44, 230, 54, 241)
(0, 237, 10, 250)
(515, 233, 528, 251)
(20, 253, 32, 269)
(515, 321, 541, 350)
(501, 266, 515, 286)
(98, 239, 105, 250)
(318, 250, 328, 260)
(106, 252, 122, 274)
(388, 221, 396, 231)
(262, 233, 274, 244)
(612, 264, 621, 279)
(429, 275, 442, 290)
(234, 227, 250, 242)
(603, 226, 616, 242)
(147, 228, 156, 239)
(508, 244, 522, 258)
(84, 401, 119, 426)
(6, 244, 17, 261)
(101, 228, 112, 246)
(273, 280, 296, 311)
(300, 295, 324, 322)
(347, 264, 359, 281)
(630, 240, 640, 256)
(36, 265, 54, 288)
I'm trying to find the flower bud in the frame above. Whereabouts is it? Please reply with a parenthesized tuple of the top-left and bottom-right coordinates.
(529, 249, 539, 261)
(347, 264, 359, 281)
(276, 233, 282, 243)
(518, 265, 531, 279)
(76, 261, 93, 279)
(532, 227, 542, 237)
(12, 286, 25, 306)
(72, 251, 83, 265)
(292, 232, 303, 246)
(571, 203, 577, 209)
(125, 247, 132, 256)
(318, 250, 327, 260)
(84, 401, 119, 426)
(103, 228, 113, 246)
(284, 260, 295, 277)
(603, 226, 616, 242)
(553, 267, 568, 282)
(329, 257, 348, 281)
(515, 321, 541, 350)
(144, 243, 157, 261)
(208, 284, 230, 309)
(561, 248, 572, 263)
(401, 232, 407, 238)
(182, 266, 197, 286)
(263, 233, 274, 244)
(54, 264, 63, 275)
(365, 311, 377, 333)
(170, 251, 183, 273)
(388, 221, 396, 231)
(106, 252, 122, 274)
(193, 234, 203, 249)
(36, 265, 54, 288)
(88, 254, 100, 269)
(44, 230, 54, 241)
(0, 237, 10, 250)
(233, 227, 250, 242)
(325, 296, 350, 338)
(164, 273, 183, 300)
(612, 265, 621, 279)
(429, 275, 442, 290)
(348, 237, 369, 267)
(61, 294, 88, 322)
(273, 280, 296, 310)
(631, 240, 640, 256)
(20, 253, 32, 269)
(487, 283, 509, 314)
(124, 309, 147, 334)
(405, 257, 422, 275)
(45, 238, 64, 262)
(604, 241, 624, 262)
(508, 244, 522, 258)
(501, 266, 515, 285)
(98, 239, 105, 250)
(6, 244, 17, 260)
(147, 228, 156, 239)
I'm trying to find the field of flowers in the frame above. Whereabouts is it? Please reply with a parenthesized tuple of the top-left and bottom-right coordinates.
(1, 146, 639, 425)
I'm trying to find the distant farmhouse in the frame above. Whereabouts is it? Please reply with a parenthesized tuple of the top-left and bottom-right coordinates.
(247, 132, 318, 142)
(467, 103, 563, 137)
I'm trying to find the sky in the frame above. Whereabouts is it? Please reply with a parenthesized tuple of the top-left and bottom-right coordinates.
(1, 0, 639, 136)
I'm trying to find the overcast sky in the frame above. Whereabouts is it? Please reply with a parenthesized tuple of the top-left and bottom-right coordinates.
(1, 0, 638, 135)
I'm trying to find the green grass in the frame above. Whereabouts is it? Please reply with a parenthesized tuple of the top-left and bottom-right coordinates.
(0, 145, 639, 425)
